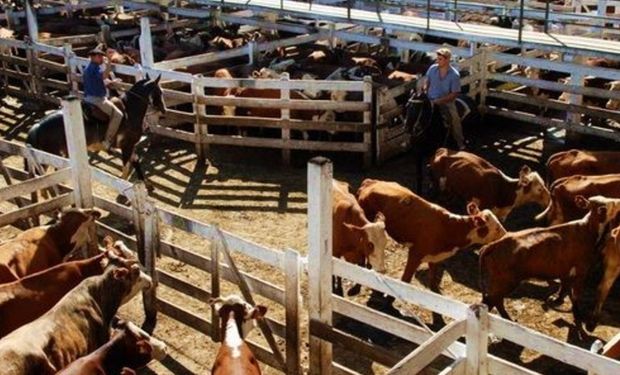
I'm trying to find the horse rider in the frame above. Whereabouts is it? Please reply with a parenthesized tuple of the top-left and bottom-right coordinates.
(83, 47, 123, 151)
(423, 47, 466, 151)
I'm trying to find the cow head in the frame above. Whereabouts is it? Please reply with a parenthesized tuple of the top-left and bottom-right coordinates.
(209, 295, 267, 339)
(58, 208, 102, 255)
(515, 165, 551, 211)
(111, 320, 168, 367)
(466, 202, 507, 245)
(605, 81, 620, 110)
(105, 251, 152, 306)
(344, 212, 388, 273)
(575, 195, 620, 235)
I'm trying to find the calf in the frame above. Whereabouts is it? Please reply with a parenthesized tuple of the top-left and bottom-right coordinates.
(0, 253, 152, 374)
(0, 208, 101, 283)
(546, 149, 620, 182)
(357, 179, 506, 291)
(210, 295, 267, 375)
(589, 224, 620, 330)
(0, 253, 107, 338)
(333, 180, 388, 296)
(430, 148, 550, 221)
(57, 320, 167, 375)
(479, 196, 620, 332)
(536, 174, 620, 225)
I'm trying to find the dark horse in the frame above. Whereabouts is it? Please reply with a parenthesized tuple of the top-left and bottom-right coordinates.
(26, 75, 166, 187)
(404, 92, 478, 195)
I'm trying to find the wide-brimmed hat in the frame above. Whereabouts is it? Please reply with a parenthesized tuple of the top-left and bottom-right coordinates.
(88, 48, 106, 56)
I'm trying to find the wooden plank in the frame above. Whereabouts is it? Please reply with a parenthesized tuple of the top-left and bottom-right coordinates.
(0, 168, 71, 203)
(196, 76, 364, 91)
(387, 319, 466, 375)
(332, 296, 465, 358)
(0, 193, 73, 228)
(39, 78, 70, 91)
(93, 196, 133, 220)
(486, 107, 620, 141)
(36, 58, 68, 72)
(333, 258, 468, 320)
(155, 45, 249, 70)
(199, 116, 370, 132)
(307, 157, 333, 375)
(489, 316, 620, 374)
(157, 207, 283, 267)
(151, 125, 368, 152)
(281, 73, 291, 165)
(439, 358, 466, 375)
(196, 95, 369, 111)
(488, 90, 620, 123)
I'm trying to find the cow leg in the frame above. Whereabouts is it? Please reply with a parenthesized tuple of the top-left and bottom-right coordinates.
(428, 262, 443, 293)
(547, 277, 571, 306)
(332, 275, 344, 297)
(570, 274, 589, 334)
(401, 249, 423, 284)
(347, 260, 368, 296)
(591, 264, 620, 328)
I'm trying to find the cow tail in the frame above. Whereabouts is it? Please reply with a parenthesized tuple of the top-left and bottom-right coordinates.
(479, 250, 490, 297)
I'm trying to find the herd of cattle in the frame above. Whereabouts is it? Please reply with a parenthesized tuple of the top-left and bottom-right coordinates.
(333, 148, 620, 349)
(0, 208, 268, 374)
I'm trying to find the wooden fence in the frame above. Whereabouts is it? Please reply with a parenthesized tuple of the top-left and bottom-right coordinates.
(0, 98, 302, 373)
(306, 158, 620, 375)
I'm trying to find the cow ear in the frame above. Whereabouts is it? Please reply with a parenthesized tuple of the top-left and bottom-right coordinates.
(575, 195, 590, 209)
(103, 235, 114, 249)
(252, 70, 260, 78)
(597, 205, 608, 218)
(612, 226, 620, 239)
(113, 268, 129, 280)
(467, 202, 480, 216)
(208, 297, 224, 313)
(374, 212, 386, 223)
(252, 305, 268, 319)
(519, 165, 532, 186)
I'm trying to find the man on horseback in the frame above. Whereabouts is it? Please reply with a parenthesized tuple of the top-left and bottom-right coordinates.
(423, 47, 466, 150)
(83, 48, 123, 151)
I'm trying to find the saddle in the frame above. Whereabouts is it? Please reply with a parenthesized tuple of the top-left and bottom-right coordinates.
(81, 97, 125, 124)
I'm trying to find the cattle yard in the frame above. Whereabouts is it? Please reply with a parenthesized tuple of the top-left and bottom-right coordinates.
(2, 0, 620, 374)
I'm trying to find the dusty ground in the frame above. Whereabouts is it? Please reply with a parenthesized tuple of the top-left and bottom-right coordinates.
(1, 93, 619, 375)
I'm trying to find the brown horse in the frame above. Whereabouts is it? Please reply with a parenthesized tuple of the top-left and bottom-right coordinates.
(25, 75, 166, 189)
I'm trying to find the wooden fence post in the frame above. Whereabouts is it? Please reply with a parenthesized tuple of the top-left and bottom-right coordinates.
(285, 248, 301, 375)
(466, 304, 489, 375)
(131, 182, 159, 333)
(308, 157, 333, 375)
(61, 96, 96, 256)
(139, 17, 154, 68)
(479, 49, 488, 114)
(63, 43, 77, 95)
(193, 76, 208, 162)
(281, 73, 291, 166)
(363, 76, 373, 169)
(211, 231, 221, 342)
(564, 54, 584, 143)
(247, 41, 258, 66)
(25, 0, 38, 43)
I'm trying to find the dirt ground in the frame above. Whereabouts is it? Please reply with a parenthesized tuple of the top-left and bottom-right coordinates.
(1, 93, 619, 375)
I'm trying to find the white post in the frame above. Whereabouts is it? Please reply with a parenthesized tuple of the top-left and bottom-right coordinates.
(469, 43, 478, 97)
(25, 0, 38, 43)
(247, 41, 257, 66)
(363, 76, 373, 168)
(281, 73, 291, 165)
(139, 17, 154, 68)
(479, 49, 488, 114)
(61, 96, 96, 256)
(308, 157, 333, 375)
(63, 43, 78, 95)
(596, 0, 607, 37)
(564, 54, 584, 143)
(466, 304, 489, 375)
(285, 248, 301, 375)
(192, 76, 208, 162)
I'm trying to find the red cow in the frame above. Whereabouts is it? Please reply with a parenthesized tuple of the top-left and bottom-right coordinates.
(546, 149, 620, 182)
(590, 224, 620, 329)
(479, 196, 620, 333)
(57, 320, 167, 375)
(357, 179, 506, 291)
(430, 148, 550, 221)
(536, 174, 620, 225)
(210, 295, 267, 375)
(0, 208, 101, 283)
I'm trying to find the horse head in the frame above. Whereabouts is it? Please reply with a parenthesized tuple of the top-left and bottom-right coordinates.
(146, 74, 166, 115)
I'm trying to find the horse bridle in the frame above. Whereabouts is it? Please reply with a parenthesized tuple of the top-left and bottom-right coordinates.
(406, 97, 429, 138)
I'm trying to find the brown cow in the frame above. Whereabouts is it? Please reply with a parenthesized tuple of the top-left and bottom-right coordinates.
(0, 254, 152, 374)
(333, 180, 388, 295)
(479, 196, 620, 332)
(546, 149, 620, 182)
(57, 320, 167, 375)
(357, 179, 506, 291)
(210, 295, 267, 375)
(589, 224, 620, 329)
(0, 253, 107, 338)
(430, 148, 550, 221)
(0, 208, 101, 283)
(536, 174, 620, 225)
